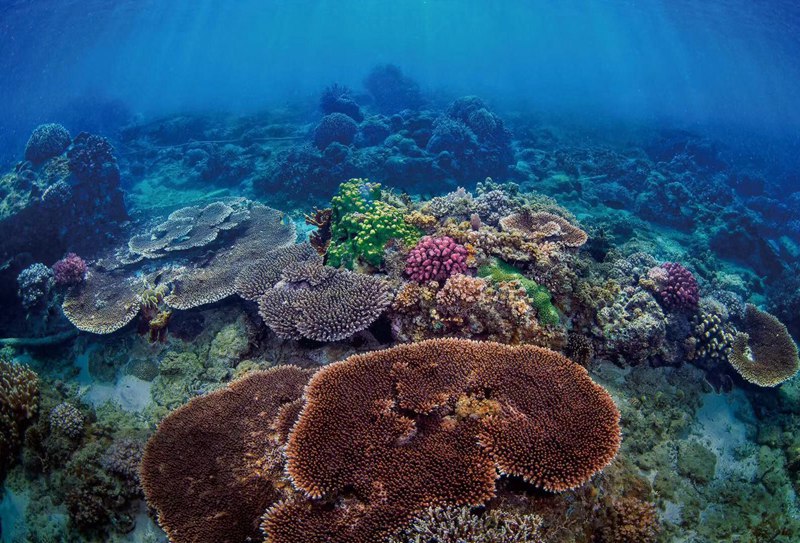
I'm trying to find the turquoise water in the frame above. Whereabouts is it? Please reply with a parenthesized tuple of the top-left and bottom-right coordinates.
(1, 2, 800, 542)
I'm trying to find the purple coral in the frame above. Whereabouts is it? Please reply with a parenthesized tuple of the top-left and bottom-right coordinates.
(67, 131, 120, 185)
(405, 236, 468, 283)
(52, 253, 88, 286)
(655, 262, 700, 310)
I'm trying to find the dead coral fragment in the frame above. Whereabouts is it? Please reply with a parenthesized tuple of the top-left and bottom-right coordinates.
(257, 262, 392, 342)
(140, 366, 313, 543)
(264, 339, 620, 543)
(729, 304, 799, 387)
(499, 210, 588, 248)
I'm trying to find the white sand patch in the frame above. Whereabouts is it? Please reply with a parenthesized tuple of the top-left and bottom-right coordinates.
(692, 390, 757, 480)
(84, 374, 152, 412)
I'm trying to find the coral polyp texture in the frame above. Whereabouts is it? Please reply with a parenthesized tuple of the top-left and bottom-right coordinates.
(52, 252, 88, 285)
(24, 123, 71, 164)
(0, 359, 39, 480)
(140, 366, 313, 543)
(256, 261, 392, 341)
(499, 210, 588, 248)
(728, 304, 800, 387)
(234, 242, 321, 301)
(405, 235, 469, 283)
(651, 262, 700, 310)
(263, 339, 620, 543)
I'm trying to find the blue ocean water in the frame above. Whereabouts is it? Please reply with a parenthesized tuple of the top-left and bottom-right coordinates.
(1, 1, 800, 542)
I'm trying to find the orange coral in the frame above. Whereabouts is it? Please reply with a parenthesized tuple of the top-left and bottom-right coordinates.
(140, 366, 313, 543)
(263, 339, 620, 543)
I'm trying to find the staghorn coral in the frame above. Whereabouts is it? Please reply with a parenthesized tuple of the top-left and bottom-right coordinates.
(257, 262, 392, 342)
(405, 235, 468, 283)
(24, 123, 71, 164)
(1, 359, 39, 480)
(499, 209, 588, 248)
(52, 252, 88, 286)
(387, 505, 544, 543)
(141, 366, 313, 543)
(164, 204, 296, 309)
(263, 339, 620, 543)
(62, 269, 142, 334)
(729, 304, 799, 387)
(48, 402, 83, 438)
(234, 243, 320, 301)
(599, 496, 660, 543)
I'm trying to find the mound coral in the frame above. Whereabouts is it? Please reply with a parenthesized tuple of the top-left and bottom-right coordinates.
(363, 64, 423, 113)
(1, 359, 39, 480)
(599, 496, 660, 543)
(52, 253, 88, 286)
(24, 123, 71, 164)
(405, 235, 468, 283)
(67, 131, 120, 185)
(650, 262, 700, 310)
(499, 210, 588, 248)
(729, 304, 799, 387)
(257, 261, 392, 341)
(313, 112, 359, 149)
(17, 263, 55, 310)
(320, 83, 363, 121)
(264, 339, 620, 542)
(48, 402, 84, 438)
(141, 366, 313, 543)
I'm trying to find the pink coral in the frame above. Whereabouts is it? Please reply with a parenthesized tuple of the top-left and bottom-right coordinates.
(405, 236, 468, 283)
(52, 253, 87, 286)
(655, 262, 699, 310)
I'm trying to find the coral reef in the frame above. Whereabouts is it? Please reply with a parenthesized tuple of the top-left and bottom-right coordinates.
(141, 366, 312, 543)
(404, 235, 468, 283)
(264, 339, 619, 543)
(729, 304, 799, 386)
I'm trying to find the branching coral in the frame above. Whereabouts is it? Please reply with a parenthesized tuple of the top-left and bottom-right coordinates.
(52, 253, 88, 285)
(599, 496, 660, 543)
(327, 179, 420, 269)
(48, 402, 84, 438)
(141, 366, 313, 543)
(649, 262, 700, 310)
(234, 243, 321, 301)
(1, 359, 39, 480)
(264, 339, 620, 543)
(729, 304, 799, 387)
(405, 235, 468, 283)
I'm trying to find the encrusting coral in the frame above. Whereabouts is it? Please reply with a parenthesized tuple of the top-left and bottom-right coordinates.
(264, 338, 620, 543)
(728, 304, 799, 387)
(140, 366, 313, 543)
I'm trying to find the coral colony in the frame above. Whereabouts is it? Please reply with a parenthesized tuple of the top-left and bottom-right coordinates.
(1, 64, 800, 543)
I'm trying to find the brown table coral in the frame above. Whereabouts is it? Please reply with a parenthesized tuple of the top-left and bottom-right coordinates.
(264, 338, 620, 543)
(140, 366, 313, 543)
(729, 304, 800, 387)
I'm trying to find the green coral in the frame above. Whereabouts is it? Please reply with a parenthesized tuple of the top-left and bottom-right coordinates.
(478, 259, 559, 325)
(327, 179, 420, 269)
(150, 351, 204, 409)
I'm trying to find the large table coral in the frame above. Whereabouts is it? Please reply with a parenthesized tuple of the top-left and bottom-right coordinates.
(265, 338, 620, 543)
